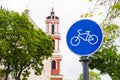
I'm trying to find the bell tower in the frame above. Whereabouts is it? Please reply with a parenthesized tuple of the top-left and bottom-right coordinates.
(46, 8, 63, 80)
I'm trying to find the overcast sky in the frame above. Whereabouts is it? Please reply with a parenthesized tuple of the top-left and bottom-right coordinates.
(1, 0, 112, 80)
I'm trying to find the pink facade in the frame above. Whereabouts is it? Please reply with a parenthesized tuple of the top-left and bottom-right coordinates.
(46, 8, 63, 80)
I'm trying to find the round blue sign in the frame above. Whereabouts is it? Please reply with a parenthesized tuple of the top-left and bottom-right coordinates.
(66, 19, 103, 56)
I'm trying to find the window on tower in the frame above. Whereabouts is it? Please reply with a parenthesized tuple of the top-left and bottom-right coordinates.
(52, 25, 55, 34)
(52, 16, 54, 19)
(51, 60, 56, 69)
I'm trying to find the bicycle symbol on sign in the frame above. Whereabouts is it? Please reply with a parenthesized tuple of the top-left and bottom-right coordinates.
(70, 29, 98, 46)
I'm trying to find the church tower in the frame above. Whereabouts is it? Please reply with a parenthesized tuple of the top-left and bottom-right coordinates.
(46, 8, 63, 80)
(24, 8, 63, 80)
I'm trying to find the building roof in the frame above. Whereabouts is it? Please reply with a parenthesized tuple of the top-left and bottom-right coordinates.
(24, 9, 40, 29)
(46, 8, 59, 20)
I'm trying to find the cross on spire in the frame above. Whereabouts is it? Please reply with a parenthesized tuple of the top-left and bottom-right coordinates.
(52, 7, 54, 12)
(51, 0, 55, 8)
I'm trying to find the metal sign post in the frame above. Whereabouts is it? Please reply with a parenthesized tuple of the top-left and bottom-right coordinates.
(80, 56, 89, 80)
(66, 19, 103, 80)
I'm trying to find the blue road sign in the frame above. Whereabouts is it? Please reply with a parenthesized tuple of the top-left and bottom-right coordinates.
(66, 19, 103, 56)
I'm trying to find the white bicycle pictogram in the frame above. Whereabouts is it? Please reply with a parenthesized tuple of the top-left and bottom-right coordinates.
(70, 29, 98, 46)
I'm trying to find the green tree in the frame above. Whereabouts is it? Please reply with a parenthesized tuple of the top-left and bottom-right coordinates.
(89, 24, 120, 80)
(96, 0, 120, 22)
(0, 9, 53, 80)
(0, 69, 4, 79)
(80, 0, 120, 80)
(81, 0, 120, 24)
(78, 71, 101, 80)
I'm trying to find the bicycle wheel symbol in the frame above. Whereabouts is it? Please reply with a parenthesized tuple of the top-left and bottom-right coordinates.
(70, 36, 80, 46)
(88, 35, 98, 45)
(70, 34, 98, 46)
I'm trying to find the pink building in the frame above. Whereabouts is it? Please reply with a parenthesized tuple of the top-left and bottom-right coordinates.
(26, 8, 63, 80)
(45, 8, 63, 80)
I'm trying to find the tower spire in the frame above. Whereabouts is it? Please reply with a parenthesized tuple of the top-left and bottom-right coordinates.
(0, 5, 2, 9)
(51, 7, 55, 15)
(45, 8, 63, 80)
(24, 6, 30, 16)
(0, 0, 3, 9)
(52, 7, 54, 12)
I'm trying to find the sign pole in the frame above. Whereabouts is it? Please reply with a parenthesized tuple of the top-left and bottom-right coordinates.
(80, 56, 89, 80)
(66, 19, 103, 80)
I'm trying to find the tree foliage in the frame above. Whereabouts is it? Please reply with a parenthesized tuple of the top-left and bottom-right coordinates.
(80, 0, 120, 80)
(78, 70, 101, 80)
(0, 9, 53, 80)
(81, 0, 120, 24)
(89, 24, 120, 80)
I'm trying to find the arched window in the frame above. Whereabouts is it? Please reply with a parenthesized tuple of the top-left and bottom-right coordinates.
(52, 60, 56, 69)
(52, 16, 54, 19)
(52, 25, 55, 34)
